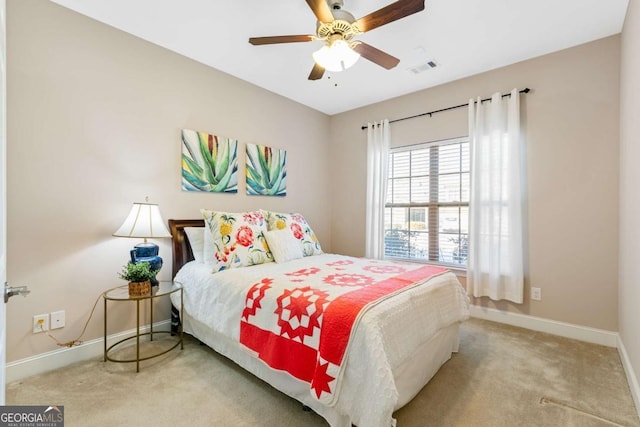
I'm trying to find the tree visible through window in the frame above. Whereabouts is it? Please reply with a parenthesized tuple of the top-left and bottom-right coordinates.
(384, 137, 469, 266)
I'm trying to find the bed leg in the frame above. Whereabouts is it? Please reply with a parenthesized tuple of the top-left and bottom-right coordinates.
(170, 305, 180, 336)
(301, 405, 357, 426)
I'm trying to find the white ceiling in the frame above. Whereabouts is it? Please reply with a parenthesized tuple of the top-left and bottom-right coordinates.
(50, 0, 629, 115)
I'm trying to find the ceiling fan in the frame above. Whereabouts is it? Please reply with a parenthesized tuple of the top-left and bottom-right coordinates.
(249, 0, 426, 80)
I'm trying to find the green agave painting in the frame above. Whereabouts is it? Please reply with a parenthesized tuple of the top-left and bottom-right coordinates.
(246, 143, 287, 196)
(182, 129, 238, 193)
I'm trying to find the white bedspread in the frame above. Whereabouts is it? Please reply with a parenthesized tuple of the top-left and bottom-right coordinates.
(172, 254, 469, 427)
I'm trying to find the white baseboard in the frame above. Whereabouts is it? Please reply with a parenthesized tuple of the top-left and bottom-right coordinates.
(617, 334, 640, 418)
(6, 320, 172, 383)
(5, 305, 637, 418)
(469, 305, 618, 347)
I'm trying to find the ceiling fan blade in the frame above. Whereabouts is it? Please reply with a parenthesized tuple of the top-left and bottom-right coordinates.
(354, 0, 425, 33)
(305, 0, 335, 23)
(308, 63, 325, 80)
(353, 42, 400, 70)
(249, 35, 314, 45)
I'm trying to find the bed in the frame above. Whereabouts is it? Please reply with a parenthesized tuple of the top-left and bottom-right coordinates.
(168, 216, 469, 427)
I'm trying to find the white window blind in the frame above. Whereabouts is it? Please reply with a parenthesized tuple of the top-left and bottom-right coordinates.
(384, 137, 469, 267)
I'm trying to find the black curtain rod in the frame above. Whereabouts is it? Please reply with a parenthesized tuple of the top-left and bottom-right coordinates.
(360, 88, 531, 130)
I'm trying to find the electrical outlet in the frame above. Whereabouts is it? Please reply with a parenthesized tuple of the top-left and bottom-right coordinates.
(531, 287, 542, 301)
(33, 314, 49, 333)
(50, 310, 65, 329)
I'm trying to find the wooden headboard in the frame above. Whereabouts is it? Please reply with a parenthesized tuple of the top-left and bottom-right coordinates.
(168, 219, 204, 278)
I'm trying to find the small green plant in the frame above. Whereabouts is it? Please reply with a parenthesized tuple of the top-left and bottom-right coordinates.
(118, 262, 158, 283)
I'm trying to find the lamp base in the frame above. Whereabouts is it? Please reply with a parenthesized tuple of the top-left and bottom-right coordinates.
(130, 242, 163, 287)
(131, 242, 159, 258)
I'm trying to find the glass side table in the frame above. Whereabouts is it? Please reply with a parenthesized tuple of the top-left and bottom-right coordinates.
(103, 281, 183, 372)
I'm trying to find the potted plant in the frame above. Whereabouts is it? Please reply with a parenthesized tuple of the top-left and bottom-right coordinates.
(118, 261, 158, 296)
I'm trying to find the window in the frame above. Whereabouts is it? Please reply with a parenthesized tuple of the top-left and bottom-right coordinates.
(384, 137, 469, 267)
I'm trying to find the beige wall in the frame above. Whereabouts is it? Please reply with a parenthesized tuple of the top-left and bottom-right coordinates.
(620, 0, 640, 392)
(330, 36, 620, 331)
(5, 0, 624, 364)
(6, 0, 330, 361)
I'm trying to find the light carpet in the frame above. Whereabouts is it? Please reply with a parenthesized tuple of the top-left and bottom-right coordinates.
(6, 318, 639, 426)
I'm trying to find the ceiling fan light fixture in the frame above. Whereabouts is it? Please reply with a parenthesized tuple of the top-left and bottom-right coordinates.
(312, 39, 360, 72)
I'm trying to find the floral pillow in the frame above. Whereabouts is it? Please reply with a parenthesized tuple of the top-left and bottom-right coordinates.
(201, 209, 273, 271)
(261, 210, 323, 256)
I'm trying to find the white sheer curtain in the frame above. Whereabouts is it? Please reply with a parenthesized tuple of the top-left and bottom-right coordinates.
(365, 119, 390, 259)
(467, 89, 524, 303)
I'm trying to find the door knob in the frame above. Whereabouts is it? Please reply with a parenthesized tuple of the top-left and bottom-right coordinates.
(4, 282, 30, 303)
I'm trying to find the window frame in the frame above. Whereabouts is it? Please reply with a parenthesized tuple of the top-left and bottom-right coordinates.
(384, 136, 469, 269)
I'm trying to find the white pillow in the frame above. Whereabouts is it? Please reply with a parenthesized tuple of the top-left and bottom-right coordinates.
(202, 221, 215, 266)
(264, 229, 304, 264)
(184, 227, 205, 264)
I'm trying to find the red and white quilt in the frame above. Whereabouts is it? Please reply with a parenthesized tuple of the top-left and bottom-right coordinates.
(238, 257, 447, 404)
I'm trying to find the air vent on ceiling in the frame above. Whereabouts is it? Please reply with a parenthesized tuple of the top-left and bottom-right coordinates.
(408, 59, 439, 74)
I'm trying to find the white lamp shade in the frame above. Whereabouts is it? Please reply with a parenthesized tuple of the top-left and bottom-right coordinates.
(312, 39, 360, 72)
(113, 202, 171, 239)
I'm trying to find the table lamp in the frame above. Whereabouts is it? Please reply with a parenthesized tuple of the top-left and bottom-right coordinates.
(113, 197, 171, 286)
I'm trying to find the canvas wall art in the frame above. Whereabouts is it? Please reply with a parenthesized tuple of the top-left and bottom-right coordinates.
(246, 143, 287, 196)
(181, 129, 238, 193)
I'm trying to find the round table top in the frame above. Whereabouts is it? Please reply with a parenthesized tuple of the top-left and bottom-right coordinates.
(103, 281, 180, 301)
